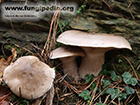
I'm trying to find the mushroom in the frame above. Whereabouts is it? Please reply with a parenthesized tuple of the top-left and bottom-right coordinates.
(50, 46, 85, 80)
(57, 30, 132, 78)
(3, 56, 55, 99)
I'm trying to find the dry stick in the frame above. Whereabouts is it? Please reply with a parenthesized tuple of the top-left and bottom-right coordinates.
(31, 46, 45, 62)
(125, 94, 132, 104)
(90, 78, 100, 105)
(0, 92, 12, 103)
(99, 76, 104, 103)
(102, 0, 113, 12)
(82, 102, 86, 105)
(127, 2, 135, 19)
(48, 8, 60, 54)
(114, 11, 126, 19)
(94, 80, 120, 102)
(14, 44, 34, 55)
(135, 88, 140, 99)
(103, 94, 110, 104)
(76, 99, 83, 105)
(120, 54, 138, 79)
(112, 63, 121, 76)
(118, 85, 120, 105)
(41, 10, 59, 56)
(128, 2, 132, 8)
(46, 13, 57, 54)
(41, 14, 55, 56)
(84, 75, 101, 90)
(31, 43, 42, 51)
(48, 11, 60, 57)
(56, 71, 80, 94)
(126, 94, 136, 104)
(108, 88, 125, 105)
(76, 76, 101, 105)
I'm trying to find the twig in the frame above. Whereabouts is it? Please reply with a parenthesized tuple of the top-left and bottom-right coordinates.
(14, 44, 34, 55)
(90, 78, 100, 105)
(127, 2, 135, 19)
(103, 94, 110, 104)
(0, 92, 12, 103)
(84, 75, 101, 90)
(125, 94, 136, 104)
(112, 63, 121, 76)
(118, 85, 120, 105)
(31, 46, 45, 62)
(108, 88, 124, 105)
(41, 9, 60, 56)
(120, 54, 138, 79)
(94, 80, 120, 102)
(102, 0, 113, 12)
(125, 94, 132, 104)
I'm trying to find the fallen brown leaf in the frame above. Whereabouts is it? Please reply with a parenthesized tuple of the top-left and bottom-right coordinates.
(0, 47, 17, 78)
(0, 58, 8, 78)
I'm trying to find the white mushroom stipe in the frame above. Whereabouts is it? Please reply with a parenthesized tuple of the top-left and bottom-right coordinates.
(3, 56, 55, 99)
(78, 47, 112, 78)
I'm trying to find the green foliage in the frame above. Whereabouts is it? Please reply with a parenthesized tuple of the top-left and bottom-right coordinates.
(118, 93, 127, 100)
(20, 99, 29, 105)
(79, 65, 138, 104)
(106, 88, 119, 99)
(79, 90, 91, 101)
(9, 95, 15, 101)
(108, 70, 122, 81)
(122, 72, 138, 86)
(9, 94, 29, 105)
(2, 82, 6, 85)
(125, 86, 135, 95)
(102, 79, 111, 88)
(100, 69, 122, 81)
(77, 4, 86, 14)
(90, 82, 97, 90)
(85, 74, 94, 84)
(105, 88, 127, 100)
(53, 67, 56, 72)
(118, 58, 123, 63)
(58, 19, 69, 33)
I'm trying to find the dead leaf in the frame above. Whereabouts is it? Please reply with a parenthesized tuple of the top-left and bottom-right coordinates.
(0, 58, 8, 78)
(0, 47, 17, 78)
(7, 48, 17, 64)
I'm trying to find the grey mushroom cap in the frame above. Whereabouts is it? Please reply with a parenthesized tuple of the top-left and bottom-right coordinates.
(50, 46, 85, 80)
(50, 46, 85, 59)
(57, 30, 132, 50)
(3, 56, 55, 99)
(56, 30, 132, 78)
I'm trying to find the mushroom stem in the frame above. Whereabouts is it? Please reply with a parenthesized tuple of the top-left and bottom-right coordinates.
(60, 57, 79, 80)
(79, 47, 112, 78)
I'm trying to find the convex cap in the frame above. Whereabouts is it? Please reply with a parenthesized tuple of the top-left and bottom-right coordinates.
(57, 30, 132, 50)
(57, 30, 132, 78)
(50, 46, 85, 80)
(50, 46, 85, 59)
(3, 56, 55, 99)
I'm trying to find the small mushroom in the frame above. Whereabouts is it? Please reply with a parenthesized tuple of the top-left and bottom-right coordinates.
(3, 56, 55, 99)
(50, 46, 85, 80)
(57, 30, 132, 78)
